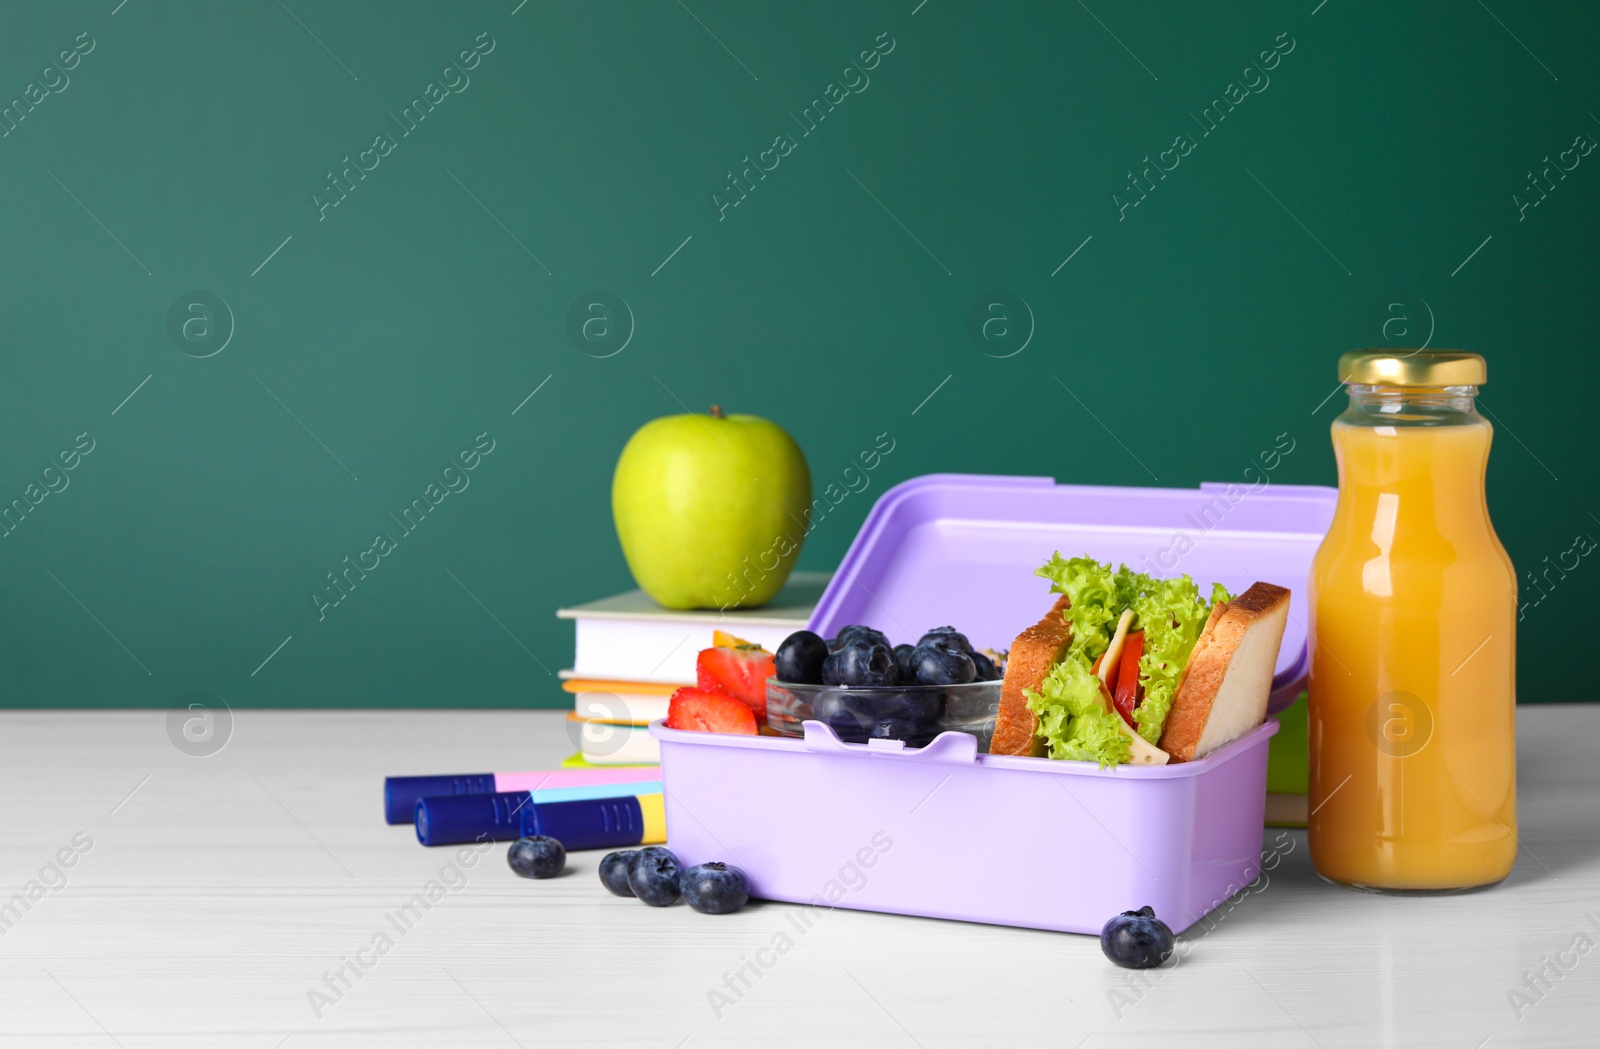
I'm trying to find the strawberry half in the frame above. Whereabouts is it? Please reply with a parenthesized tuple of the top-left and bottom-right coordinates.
(666, 687, 758, 735)
(695, 636, 775, 726)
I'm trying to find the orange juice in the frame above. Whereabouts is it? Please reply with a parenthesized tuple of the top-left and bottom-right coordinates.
(1308, 355, 1517, 892)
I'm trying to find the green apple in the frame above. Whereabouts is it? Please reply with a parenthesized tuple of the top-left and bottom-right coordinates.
(612, 407, 811, 609)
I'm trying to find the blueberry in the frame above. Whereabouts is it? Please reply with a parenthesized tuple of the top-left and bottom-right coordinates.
(599, 850, 637, 897)
(911, 642, 976, 686)
(814, 691, 871, 741)
(811, 688, 847, 722)
(775, 630, 829, 684)
(893, 643, 917, 681)
(628, 846, 683, 906)
(822, 639, 899, 686)
(1100, 906, 1175, 969)
(918, 627, 973, 653)
(829, 625, 889, 653)
(681, 861, 751, 914)
(883, 690, 945, 722)
(970, 651, 1001, 681)
(507, 835, 566, 879)
(814, 689, 943, 742)
(901, 690, 947, 723)
(865, 689, 944, 724)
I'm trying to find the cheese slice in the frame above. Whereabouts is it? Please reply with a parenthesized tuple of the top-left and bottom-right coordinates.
(1081, 610, 1171, 767)
(1090, 608, 1169, 766)
(1098, 609, 1135, 692)
(1104, 697, 1170, 766)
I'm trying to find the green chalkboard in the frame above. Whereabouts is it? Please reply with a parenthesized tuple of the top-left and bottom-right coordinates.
(0, 0, 1594, 710)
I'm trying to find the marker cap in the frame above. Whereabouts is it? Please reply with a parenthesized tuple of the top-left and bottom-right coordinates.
(414, 791, 531, 847)
(384, 774, 496, 824)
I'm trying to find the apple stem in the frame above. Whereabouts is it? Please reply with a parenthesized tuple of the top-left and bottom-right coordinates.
(709, 405, 723, 418)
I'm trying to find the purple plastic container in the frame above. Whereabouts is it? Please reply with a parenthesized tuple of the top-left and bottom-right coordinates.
(649, 474, 1335, 934)
(653, 719, 1275, 934)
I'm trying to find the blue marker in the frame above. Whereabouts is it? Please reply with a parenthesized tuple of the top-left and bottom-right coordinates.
(414, 787, 667, 849)
(383, 767, 661, 824)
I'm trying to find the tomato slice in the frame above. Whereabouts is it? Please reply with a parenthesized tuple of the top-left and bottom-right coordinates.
(1112, 631, 1144, 728)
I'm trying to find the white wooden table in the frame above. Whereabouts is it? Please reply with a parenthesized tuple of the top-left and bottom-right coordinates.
(2, 706, 1595, 1048)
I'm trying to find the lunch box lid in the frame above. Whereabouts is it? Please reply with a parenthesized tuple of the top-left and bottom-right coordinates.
(807, 473, 1337, 715)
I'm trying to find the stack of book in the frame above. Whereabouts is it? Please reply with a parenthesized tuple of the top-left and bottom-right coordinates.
(556, 572, 829, 766)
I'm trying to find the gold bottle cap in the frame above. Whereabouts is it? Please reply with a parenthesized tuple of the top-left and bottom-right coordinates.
(1338, 350, 1486, 386)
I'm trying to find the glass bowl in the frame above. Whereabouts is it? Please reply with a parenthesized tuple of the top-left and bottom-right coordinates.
(766, 679, 1002, 749)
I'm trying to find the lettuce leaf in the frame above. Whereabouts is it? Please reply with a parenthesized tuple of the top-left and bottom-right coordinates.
(1025, 654, 1131, 766)
(1034, 552, 1120, 663)
(1130, 577, 1232, 744)
(1026, 554, 1231, 764)
(1024, 555, 1126, 766)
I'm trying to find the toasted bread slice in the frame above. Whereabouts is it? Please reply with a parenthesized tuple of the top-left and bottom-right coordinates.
(1158, 582, 1290, 762)
(988, 596, 1072, 756)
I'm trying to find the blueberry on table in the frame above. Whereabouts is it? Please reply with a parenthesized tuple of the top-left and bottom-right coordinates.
(822, 639, 900, 686)
(911, 642, 976, 686)
(775, 630, 829, 684)
(628, 846, 683, 906)
(1100, 906, 1175, 969)
(507, 835, 566, 879)
(599, 850, 638, 897)
(681, 862, 751, 914)
(918, 627, 973, 653)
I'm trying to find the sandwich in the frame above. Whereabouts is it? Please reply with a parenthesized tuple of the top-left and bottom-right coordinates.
(990, 554, 1290, 766)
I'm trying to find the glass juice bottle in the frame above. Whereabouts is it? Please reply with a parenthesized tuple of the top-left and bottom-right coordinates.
(1308, 351, 1517, 892)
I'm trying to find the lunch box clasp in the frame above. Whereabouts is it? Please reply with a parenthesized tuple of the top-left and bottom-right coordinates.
(801, 721, 980, 765)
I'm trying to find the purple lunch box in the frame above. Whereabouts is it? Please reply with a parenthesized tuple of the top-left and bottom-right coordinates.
(650, 473, 1337, 934)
